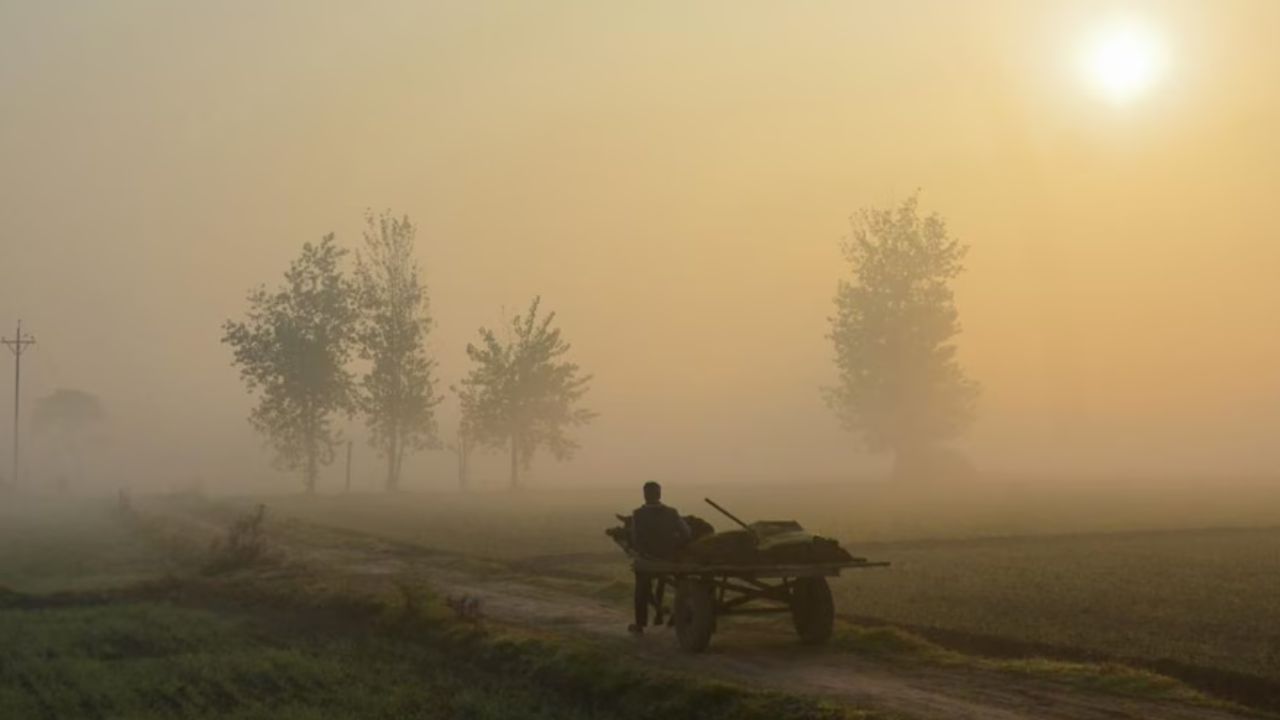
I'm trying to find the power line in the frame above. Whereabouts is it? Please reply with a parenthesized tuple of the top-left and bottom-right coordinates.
(2, 321, 36, 489)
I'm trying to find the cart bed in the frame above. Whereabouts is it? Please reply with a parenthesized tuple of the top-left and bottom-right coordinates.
(632, 557, 889, 578)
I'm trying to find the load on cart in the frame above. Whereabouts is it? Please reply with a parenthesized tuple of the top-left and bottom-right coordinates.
(606, 485, 888, 653)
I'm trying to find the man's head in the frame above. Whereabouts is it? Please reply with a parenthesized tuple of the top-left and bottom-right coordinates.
(643, 481, 661, 504)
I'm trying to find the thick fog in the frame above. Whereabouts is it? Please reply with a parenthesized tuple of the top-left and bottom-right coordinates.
(2, 1, 1278, 493)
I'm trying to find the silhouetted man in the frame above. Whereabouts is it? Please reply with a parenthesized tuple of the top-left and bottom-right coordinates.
(629, 481, 690, 634)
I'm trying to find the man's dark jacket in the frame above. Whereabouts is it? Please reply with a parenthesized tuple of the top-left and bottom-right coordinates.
(630, 502, 691, 559)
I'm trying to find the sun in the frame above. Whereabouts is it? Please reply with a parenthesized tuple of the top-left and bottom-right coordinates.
(1079, 18, 1168, 104)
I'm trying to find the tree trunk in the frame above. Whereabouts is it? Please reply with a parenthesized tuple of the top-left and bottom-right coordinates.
(344, 441, 352, 493)
(509, 436, 519, 490)
(386, 434, 399, 491)
(305, 444, 317, 494)
(394, 441, 406, 491)
(302, 403, 317, 493)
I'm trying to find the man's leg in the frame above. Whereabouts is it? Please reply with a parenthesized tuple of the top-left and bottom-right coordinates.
(631, 571, 652, 633)
(652, 577, 667, 625)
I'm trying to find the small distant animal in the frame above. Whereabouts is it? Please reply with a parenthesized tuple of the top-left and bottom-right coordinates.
(446, 594, 484, 623)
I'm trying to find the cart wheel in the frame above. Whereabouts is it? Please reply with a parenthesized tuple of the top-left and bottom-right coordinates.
(674, 579, 715, 653)
(790, 577, 834, 645)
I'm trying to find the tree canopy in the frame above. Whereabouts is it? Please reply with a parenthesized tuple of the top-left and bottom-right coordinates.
(354, 211, 441, 491)
(32, 388, 105, 437)
(222, 235, 357, 491)
(458, 297, 594, 488)
(825, 194, 979, 479)
(32, 388, 106, 490)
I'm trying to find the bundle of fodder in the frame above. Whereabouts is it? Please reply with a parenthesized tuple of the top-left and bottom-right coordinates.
(605, 516, 632, 552)
(679, 520, 860, 566)
(678, 529, 757, 564)
(605, 514, 716, 556)
(753, 521, 860, 563)
(685, 515, 715, 540)
(607, 499, 861, 566)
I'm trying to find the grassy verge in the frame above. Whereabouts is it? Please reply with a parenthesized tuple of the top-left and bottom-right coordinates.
(208, 566, 880, 720)
(837, 614, 1280, 714)
(0, 597, 623, 720)
(832, 624, 1214, 706)
(0, 580, 875, 720)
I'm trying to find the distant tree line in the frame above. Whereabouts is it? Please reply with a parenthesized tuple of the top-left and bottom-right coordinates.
(226, 192, 979, 492)
(222, 211, 594, 492)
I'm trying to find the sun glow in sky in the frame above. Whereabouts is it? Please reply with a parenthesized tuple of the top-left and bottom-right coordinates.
(1080, 17, 1169, 103)
(2, 1, 1279, 487)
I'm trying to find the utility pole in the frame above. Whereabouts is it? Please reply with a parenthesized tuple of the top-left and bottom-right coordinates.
(2, 321, 36, 489)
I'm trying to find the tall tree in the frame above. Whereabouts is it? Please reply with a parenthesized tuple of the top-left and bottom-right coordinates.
(458, 297, 595, 489)
(825, 194, 979, 479)
(222, 235, 357, 492)
(354, 212, 441, 491)
(32, 388, 105, 491)
(447, 384, 482, 490)
(446, 409, 476, 491)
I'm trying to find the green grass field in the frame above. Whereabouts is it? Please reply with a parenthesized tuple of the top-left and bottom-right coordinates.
(0, 600, 622, 720)
(0, 499, 180, 593)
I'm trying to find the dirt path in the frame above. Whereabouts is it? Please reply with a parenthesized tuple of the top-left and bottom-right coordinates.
(151, 502, 1260, 720)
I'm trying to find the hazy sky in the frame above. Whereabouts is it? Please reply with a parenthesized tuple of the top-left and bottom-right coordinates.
(2, 1, 1277, 491)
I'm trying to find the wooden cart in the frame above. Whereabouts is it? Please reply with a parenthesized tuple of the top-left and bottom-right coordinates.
(632, 556, 889, 653)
